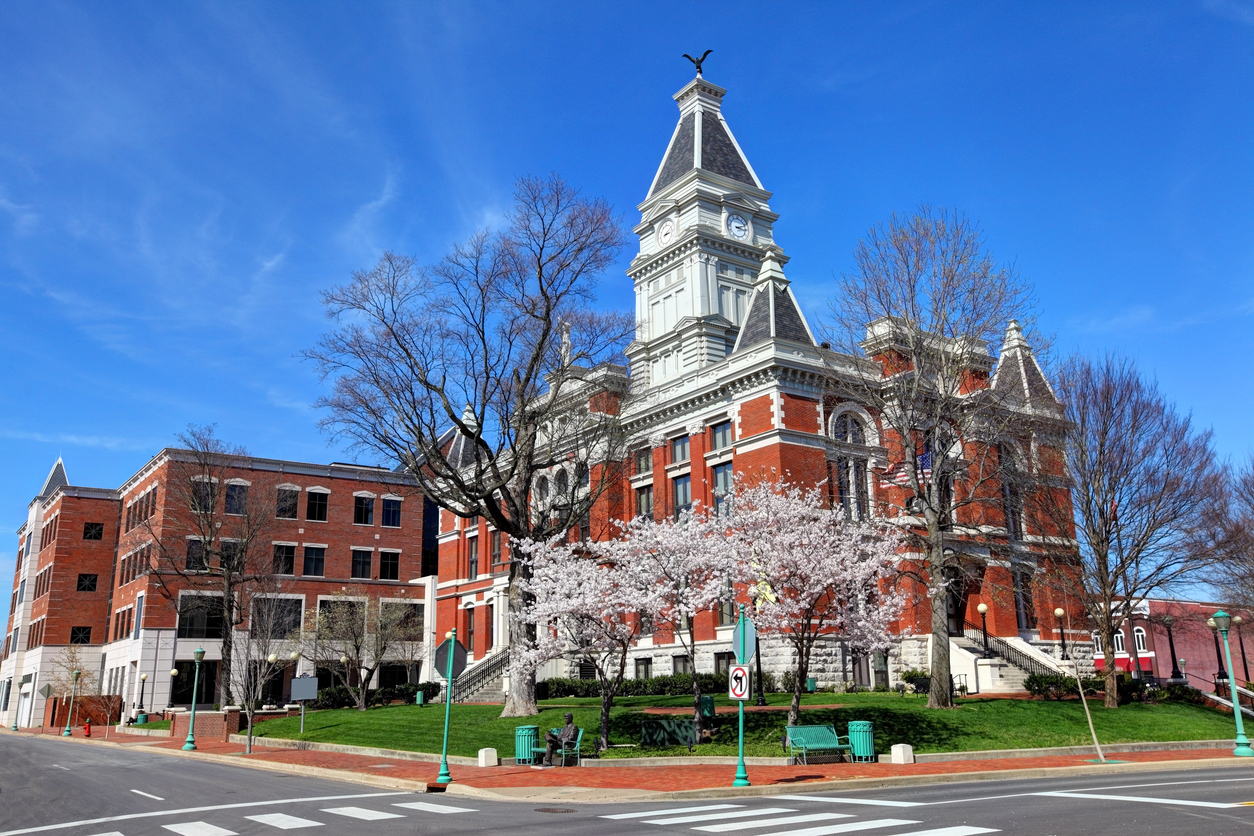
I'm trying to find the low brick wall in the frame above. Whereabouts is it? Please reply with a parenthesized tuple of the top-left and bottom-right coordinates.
(172, 710, 241, 742)
(46, 695, 122, 729)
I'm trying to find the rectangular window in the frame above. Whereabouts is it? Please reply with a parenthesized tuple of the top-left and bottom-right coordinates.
(83, 522, 104, 540)
(133, 596, 144, 639)
(672, 435, 690, 463)
(672, 654, 693, 675)
(466, 609, 475, 653)
(712, 420, 733, 450)
(220, 540, 242, 572)
(379, 550, 400, 581)
(836, 458, 869, 521)
(17, 579, 24, 604)
(177, 598, 225, 639)
(718, 578, 736, 626)
(635, 657, 653, 679)
(253, 597, 303, 640)
(634, 447, 653, 475)
(638, 611, 653, 636)
(306, 491, 328, 522)
(578, 514, 591, 542)
(351, 549, 372, 579)
(77, 573, 98, 592)
(714, 651, 736, 675)
(713, 462, 734, 516)
(303, 546, 325, 577)
(225, 484, 248, 516)
(384, 601, 425, 640)
(381, 498, 401, 528)
(490, 531, 502, 566)
(354, 496, 375, 526)
(191, 481, 215, 514)
(273, 544, 295, 575)
(467, 538, 479, 581)
(673, 475, 692, 518)
(276, 489, 299, 520)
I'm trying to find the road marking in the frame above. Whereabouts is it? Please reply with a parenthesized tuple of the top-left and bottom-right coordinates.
(320, 807, 405, 821)
(131, 790, 165, 801)
(644, 807, 796, 825)
(751, 820, 921, 836)
(392, 801, 476, 814)
(1034, 791, 1242, 809)
(0, 792, 410, 836)
(84, 833, 125, 836)
(50, 765, 69, 771)
(162, 824, 237, 836)
(778, 795, 925, 807)
(889, 829, 999, 836)
(600, 804, 743, 820)
(693, 813, 853, 832)
(244, 814, 324, 830)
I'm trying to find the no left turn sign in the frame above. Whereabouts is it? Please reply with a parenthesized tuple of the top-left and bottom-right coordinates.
(728, 664, 751, 701)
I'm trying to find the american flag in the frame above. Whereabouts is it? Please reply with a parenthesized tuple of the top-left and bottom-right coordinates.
(878, 453, 932, 488)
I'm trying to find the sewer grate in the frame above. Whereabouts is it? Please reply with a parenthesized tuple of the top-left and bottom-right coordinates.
(535, 808, 576, 814)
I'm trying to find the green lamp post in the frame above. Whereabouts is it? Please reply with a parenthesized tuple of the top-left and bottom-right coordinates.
(1212, 611, 1254, 757)
(437, 630, 455, 784)
(61, 670, 80, 736)
(182, 647, 205, 751)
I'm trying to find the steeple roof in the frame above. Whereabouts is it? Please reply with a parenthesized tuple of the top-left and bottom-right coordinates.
(648, 77, 762, 198)
(731, 249, 816, 352)
(991, 320, 1060, 412)
(37, 457, 68, 499)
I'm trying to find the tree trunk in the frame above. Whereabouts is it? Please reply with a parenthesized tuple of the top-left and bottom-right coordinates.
(600, 688, 613, 754)
(501, 569, 538, 717)
(927, 537, 954, 709)
(246, 714, 253, 754)
(1103, 630, 1119, 708)
(689, 627, 703, 745)
(789, 638, 810, 728)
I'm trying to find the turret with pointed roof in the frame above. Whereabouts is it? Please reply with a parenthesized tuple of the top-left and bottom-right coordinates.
(36, 458, 68, 500)
(991, 320, 1060, 414)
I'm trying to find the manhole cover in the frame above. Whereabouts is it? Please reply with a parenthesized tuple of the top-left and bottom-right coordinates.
(535, 808, 576, 814)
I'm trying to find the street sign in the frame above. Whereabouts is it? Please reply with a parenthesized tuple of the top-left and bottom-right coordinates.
(290, 674, 318, 702)
(38, 684, 53, 699)
(434, 638, 468, 680)
(732, 617, 757, 664)
(728, 664, 751, 701)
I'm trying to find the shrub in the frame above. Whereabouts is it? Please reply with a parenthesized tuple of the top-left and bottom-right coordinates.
(308, 681, 441, 710)
(539, 673, 730, 699)
(899, 668, 929, 684)
(780, 671, 797, 694)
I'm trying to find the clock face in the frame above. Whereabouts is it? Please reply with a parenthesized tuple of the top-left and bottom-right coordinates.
(727, 214, 749, 240)
(657, 220, 675, 245)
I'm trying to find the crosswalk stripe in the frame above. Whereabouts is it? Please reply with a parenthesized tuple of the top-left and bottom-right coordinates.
(746, 819, 920, 836)
(692, 813, 853, 832)
(644, 807, 796, 825)
(884, 828, 999, 836)
(777, 795, 925, 807)
(600, 804, 742, 820)
(319, 807, 406, 820)
(244, 813, 324, 829)
(161, 824, 237, 836)
(85, 833, 125, 836)
(1034, 791, 1241, 809)
(392, 801, 477, 814)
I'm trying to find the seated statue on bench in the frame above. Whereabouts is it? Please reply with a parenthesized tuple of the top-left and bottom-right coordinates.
(543, 713, 579, 766)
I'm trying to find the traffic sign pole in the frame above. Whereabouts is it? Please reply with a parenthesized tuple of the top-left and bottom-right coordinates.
(437, 629, 456, 784)
(733, 604, 751, 788)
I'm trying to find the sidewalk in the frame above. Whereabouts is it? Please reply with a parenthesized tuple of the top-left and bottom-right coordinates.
(10, 726, 1254, 802)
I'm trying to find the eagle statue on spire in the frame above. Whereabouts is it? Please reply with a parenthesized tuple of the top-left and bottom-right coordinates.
(683, 49, 712, 77)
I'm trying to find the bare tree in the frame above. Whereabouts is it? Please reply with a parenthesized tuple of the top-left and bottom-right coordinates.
(1208, 459, 1254, 610)
(295, 585, 426, 711)
(231, 578, 300, 754)
(306, 175, 633, 716)
(143, 426, 282, 706)
(825, 206, 1045, 708)
(1034, 355, 1226, 708)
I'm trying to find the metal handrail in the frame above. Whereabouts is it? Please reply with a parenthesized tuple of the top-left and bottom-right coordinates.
(453, 649, 510, 701)
(962, 620, 1060, 679)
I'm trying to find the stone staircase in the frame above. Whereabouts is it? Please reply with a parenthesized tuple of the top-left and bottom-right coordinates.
(951, 635, 1030, 693)
(453, 649, 509, 704)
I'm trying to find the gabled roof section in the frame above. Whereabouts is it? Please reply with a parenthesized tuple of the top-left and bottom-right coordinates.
(648, 77, 762, 198)
(992, 320, 1060, 412)
(38, 458, 68, 499)
(731, 249, 817, 353)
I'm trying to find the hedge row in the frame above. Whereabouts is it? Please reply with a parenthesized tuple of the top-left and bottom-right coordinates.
(537, 671, 784, 699)
(309, 681, 442, 709)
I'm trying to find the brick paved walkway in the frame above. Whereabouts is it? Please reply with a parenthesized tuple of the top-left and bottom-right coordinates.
(15, 726, 1243, 792)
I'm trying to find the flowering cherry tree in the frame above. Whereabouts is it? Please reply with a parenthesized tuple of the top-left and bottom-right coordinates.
(728, 476, 905, 726)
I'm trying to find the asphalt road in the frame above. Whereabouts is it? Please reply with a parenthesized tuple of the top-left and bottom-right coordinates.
(4, 734, 1254, 836)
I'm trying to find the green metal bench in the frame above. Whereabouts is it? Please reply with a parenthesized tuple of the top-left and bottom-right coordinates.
(784, 724, 853, 765)
(547, 727, 584, 767)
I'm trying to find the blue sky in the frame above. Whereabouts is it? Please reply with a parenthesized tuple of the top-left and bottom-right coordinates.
(2, 2, 1253, 620)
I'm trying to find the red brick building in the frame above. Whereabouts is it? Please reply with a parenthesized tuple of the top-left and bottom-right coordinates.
(2, 453, 435, 728)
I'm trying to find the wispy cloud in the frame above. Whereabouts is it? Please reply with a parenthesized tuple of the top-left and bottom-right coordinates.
(1071, 305, 1156, 335)
(0, 194, 37, 235)
(0, 428, 156, 452)
(1203, 0, 1254, 26)
(337, 172, 398, 258)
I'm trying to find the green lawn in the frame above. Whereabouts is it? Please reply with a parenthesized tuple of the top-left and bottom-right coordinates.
(247, 693, 1238, 759)
(136, 720, 171, 730)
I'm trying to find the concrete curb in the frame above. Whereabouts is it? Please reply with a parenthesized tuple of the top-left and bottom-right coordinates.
(227, 734, 480, 766)
(878, 739, 1237, 763)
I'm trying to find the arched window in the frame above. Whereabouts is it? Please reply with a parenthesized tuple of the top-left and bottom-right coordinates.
(999, 443, 1025, 540)
(535, 476, 549, 504)
(1114, 630, 1126, 653)
(832, 412, 870, 520)
(1134, 626, 1147, 653)
(554, 469, 569, 498)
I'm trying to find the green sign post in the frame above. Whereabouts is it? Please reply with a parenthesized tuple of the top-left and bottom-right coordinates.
(434, 629, 468, 784)
(731, 604, 755, 788)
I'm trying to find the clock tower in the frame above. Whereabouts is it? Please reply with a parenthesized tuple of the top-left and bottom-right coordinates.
(625, 74, 811, 388)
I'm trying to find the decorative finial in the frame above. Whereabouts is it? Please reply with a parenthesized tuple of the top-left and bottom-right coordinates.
(683, 50, 712, 78)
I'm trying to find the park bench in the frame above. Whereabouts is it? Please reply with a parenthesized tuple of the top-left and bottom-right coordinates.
(784, 724, 852, 765)
(549, 726, 584, 767)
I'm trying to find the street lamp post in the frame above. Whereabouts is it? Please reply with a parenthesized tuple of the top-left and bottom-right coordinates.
(1161, 616, 1183, 681)
(976, 603, 992, 658)
(168, 668, 178, 709)
(1211, 611, 1254, 758)
(61, 670, 80, 737)
(137, 673, 148, 714)
(182, 648, 205, 751)
(1236, 616, 1251, 684)
(1209, 618, 1229, 681)
(1054, 607, 1069, 660)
